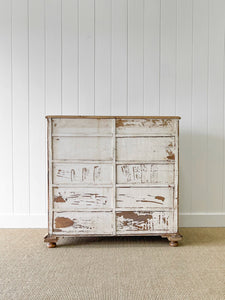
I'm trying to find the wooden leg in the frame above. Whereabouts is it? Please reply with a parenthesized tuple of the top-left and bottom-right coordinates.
(161, 232, 183, 247)
(44, 234, 58, 248)
(47, 242, 56, 248)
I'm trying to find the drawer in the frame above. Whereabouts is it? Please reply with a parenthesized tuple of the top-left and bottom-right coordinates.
(53, 211, 113, 234)
(52, 136, 113, 160)
(116, 187, 173, 209)
(53, 187, 112, 209)
(116, 211, 173, 233)
(52, 118, 113, 135)
(116, 137, 175, 162)
(53, 163, 113, 185)
(117, 163, 174, 184)
(116, 118, 176, 135)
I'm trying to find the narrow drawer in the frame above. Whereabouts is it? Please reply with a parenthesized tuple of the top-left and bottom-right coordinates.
(53, 211, 113, 234)
(53, 163, 113, 185)
(52, 118, 113, 135)
(117, 163, 174, 184)
(116, 211, 173, 233)
(116, 118, 176, 135)
(116, 187, 173, 209)
(52, 136, 113, 160)
(116, 137, 175, 162)
(53, 187, 112, 209)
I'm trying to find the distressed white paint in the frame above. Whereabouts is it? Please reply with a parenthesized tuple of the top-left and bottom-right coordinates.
(53, 187, 112, 209)
(117, 136, 175, 162)
(117, 164, 174, 185)
(116, 187, 173, 209)
(53, 163, 113, 185)
(1, 0, 225, 227)
(53, 211, 114, 234)
(47, 116, 178, 236)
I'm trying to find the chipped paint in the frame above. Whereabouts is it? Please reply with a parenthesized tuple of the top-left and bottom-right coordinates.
(55, 217, 74, 228)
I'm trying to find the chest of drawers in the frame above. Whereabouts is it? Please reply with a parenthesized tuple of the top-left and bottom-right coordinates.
(44, 116, 182, 247)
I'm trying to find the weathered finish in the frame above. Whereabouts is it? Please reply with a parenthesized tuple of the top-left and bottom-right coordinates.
(116, 118, 176, 134)
(117, 163, 174, 185)
(53, 187, 112, 209)
(116, 137, 175, 162)
(44, 116, 182, 247)
(53, 163, 113, 185)
(53, 212, 114, 234)
(116, 187, 173, 209)
(116, 211, 173, 233)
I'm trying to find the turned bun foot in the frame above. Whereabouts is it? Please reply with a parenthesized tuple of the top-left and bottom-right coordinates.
(169, 241, 178, 247)
(47, 242, 56, 248)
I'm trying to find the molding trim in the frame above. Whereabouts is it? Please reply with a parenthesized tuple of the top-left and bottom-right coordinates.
(0, 213, 225, 228)
(179, 213, 225, 227)
(0, 214, 48, 228)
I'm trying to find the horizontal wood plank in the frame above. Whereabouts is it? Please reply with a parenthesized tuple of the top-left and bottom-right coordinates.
(53, 163, 113, 184)
(53, 211, 113, 234)
(53, 187, 112, 209)
(116, 187, 173, 209)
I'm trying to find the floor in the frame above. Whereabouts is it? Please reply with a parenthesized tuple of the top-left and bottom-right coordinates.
(0, 228, 225, 300)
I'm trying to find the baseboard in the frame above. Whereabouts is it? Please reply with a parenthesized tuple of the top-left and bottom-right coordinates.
(179, 213, 225, 227)
(0, 213, 224, 228)
(0, 214, 48, 228)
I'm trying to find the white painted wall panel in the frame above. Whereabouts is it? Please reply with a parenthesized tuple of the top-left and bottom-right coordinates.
(111, 0, 127, 115)
(45, 0, 62, 115)
(127, 0, 144, 115)
(0, 0, 13, 213)
(29, 0, 46, 214)
(12, 0, 29, 214)
(62, 0, 79, 114)
(176, 0, 193, 213)
(1, 0, 225, 227)
(78, 0, 94, 114)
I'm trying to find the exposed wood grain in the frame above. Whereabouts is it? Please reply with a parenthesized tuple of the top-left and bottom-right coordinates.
(116, 187, 173, 209)
(53, 163, 112, 185)
(117, 163, 174, 185)
(53, 211, 114, 234)
(116, 137, 175, 162)
(53, 187, 112, 209)
(116, 211, 173, 233)
(116, 119, 176, 134)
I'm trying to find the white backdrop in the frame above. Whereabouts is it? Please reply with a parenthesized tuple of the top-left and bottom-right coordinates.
(0, 0, 225, 227)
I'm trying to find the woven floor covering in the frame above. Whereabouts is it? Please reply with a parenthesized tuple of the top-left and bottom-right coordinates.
(0, 228, 225, 300)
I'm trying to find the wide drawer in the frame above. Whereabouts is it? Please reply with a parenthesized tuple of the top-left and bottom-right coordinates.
(117, 163, 174, 184)
(53, 163, 113, 185)
(116, 211, 173, 233)
(116, 118, 176, 135)
(53, 211, 113, 234)
(116, 137, 175, 162)
(116, 187, 173, 209)
(52, 118, 113, 135)
(52, 136, 113, 160)
(53, 187, 112, 209)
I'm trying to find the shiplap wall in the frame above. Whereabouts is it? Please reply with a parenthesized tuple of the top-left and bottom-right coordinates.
(0, 0, 225, 227)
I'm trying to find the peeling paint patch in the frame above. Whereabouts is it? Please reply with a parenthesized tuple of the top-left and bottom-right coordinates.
(55, 217, 74, 228)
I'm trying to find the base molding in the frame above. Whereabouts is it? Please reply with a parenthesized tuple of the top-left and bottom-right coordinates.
(0, 214, 48, 228)
(0, 213, 225, 228)
(180, 213, 225, 227)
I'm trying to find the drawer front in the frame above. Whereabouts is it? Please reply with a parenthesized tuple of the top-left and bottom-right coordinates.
(116, 211, 173, 233)
(116, 137, 175, 162)
(52, 118, 113, 135)
(53, 136, 113, 160)
(53, 187, 112, 209)
(116, 187, 173, 209)
(53, 164, 113, 185)
(116, 118, 176, 135)
(53, 211, 113, 234)
(117, 163, 174, 184)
